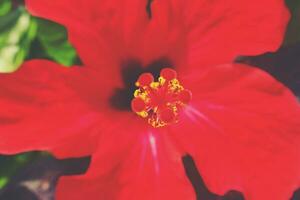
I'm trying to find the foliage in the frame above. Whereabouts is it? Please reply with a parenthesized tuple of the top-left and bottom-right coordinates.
(0, 3, 79, 73)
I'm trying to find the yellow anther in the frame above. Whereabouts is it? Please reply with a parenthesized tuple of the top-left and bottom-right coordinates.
(150, 82, 160, 89)
(131, 69, 192, 128)
(137, 111, 148, 118)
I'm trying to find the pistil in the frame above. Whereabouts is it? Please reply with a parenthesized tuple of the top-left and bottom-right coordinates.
(131, 68, 192, 128)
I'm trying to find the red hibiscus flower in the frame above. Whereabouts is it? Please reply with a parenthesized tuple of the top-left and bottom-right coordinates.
(1, 0, 299, 200)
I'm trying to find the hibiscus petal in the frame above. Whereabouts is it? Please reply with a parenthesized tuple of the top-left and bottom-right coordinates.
(0, 60, 99, 158)
(56, 116, 195, 200)
(25, 0, 289, 71)
(150, 0, 290, 68)
(25, 0, 149, 68)
(171, 63, 300, 200)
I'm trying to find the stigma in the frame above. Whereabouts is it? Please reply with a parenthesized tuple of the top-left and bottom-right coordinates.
(131, 68, 192, 128)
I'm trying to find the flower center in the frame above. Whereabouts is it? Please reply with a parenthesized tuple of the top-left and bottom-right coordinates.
(131, 68, 192, 128)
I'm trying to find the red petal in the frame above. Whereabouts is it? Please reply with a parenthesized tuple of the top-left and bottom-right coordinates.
(25, 0, 149, 68)
(0, 60, 99, 158)
(26, 0, 289, 70)
(171, 63, 300, 199)
(56, 116, 195, 200)
(150, 0, 290, 68)
(26, 0, 149, 42)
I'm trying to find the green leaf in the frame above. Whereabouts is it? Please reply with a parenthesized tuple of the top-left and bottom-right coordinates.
(0, 152, 40, 189)
(0, 0, 12, 16)
(36, 18, 78, 66)
(0, 6, 22, 32)
(0, 177, 8, 188)
(0, 7, 37, 72)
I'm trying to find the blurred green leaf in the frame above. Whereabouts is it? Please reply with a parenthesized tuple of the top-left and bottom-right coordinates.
(35, 18, 77, 66)
(0, 6, 21, 32)
(0, 177, 8, 188)
(0, 7, 37, 72)
(0, 152, 39, 189)
(0, 0, 12, 16)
